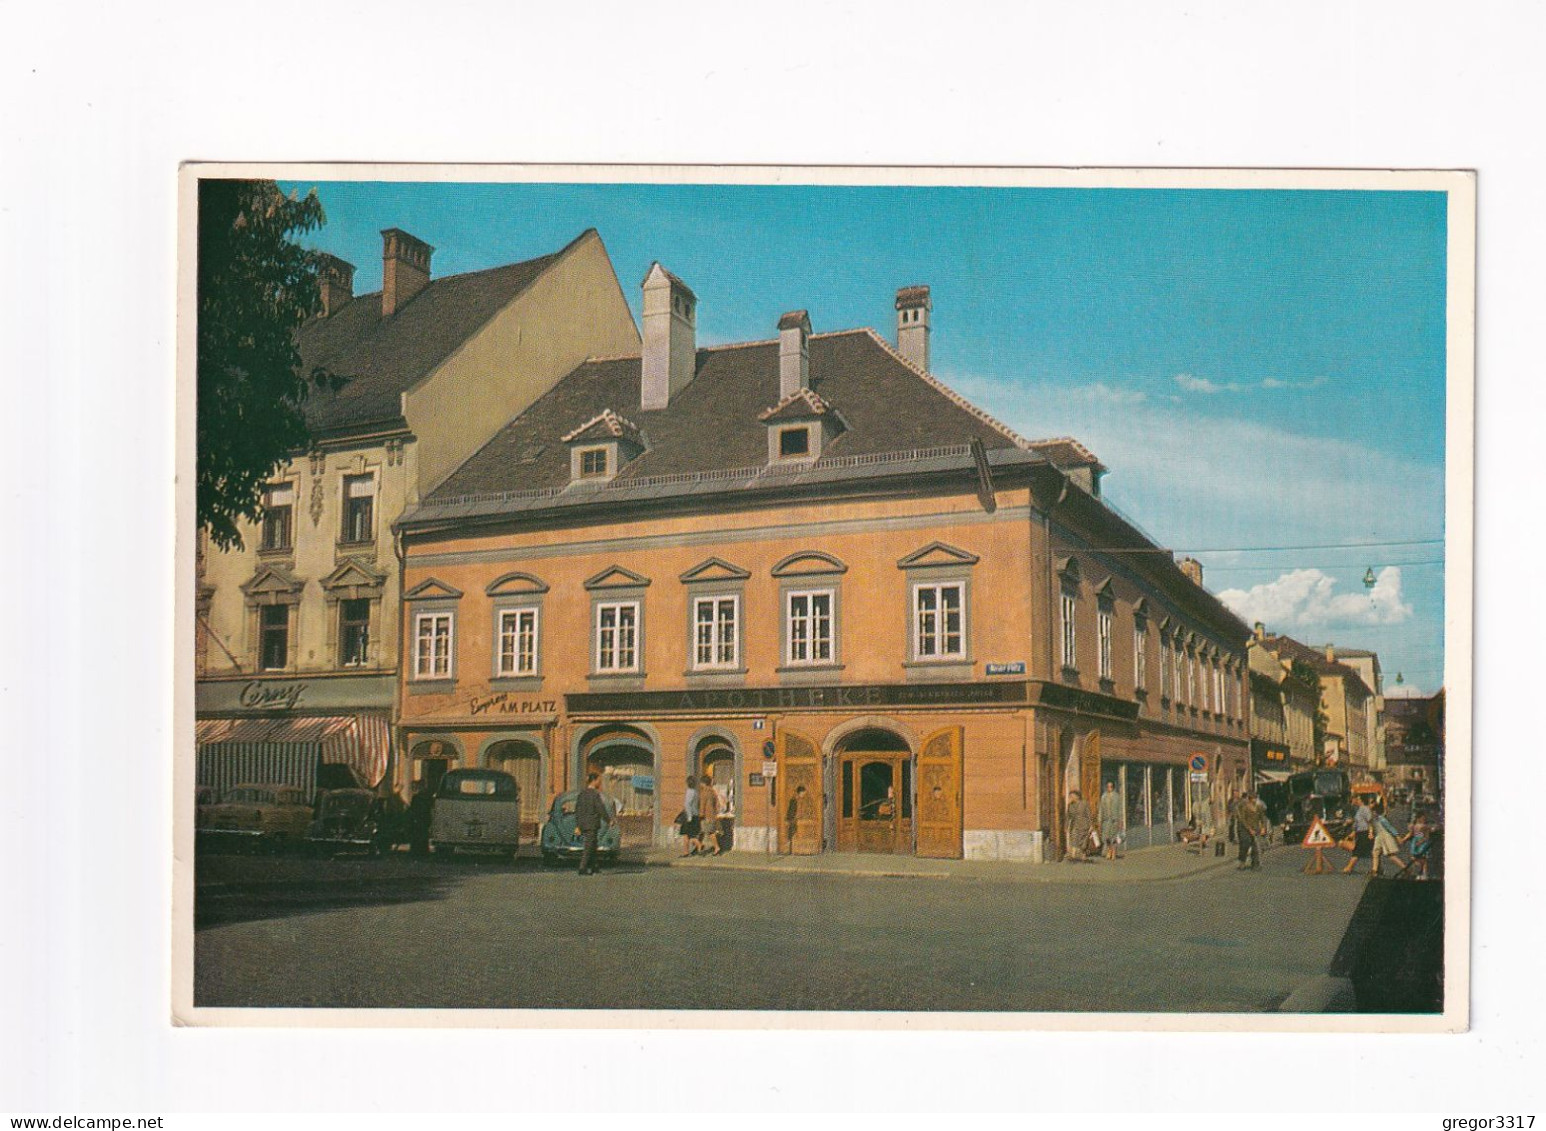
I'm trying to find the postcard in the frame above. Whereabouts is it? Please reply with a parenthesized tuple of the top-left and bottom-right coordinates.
(175, 164, 1472, 1031)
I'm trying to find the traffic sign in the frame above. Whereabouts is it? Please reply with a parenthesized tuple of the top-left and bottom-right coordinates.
(1189, 754, 1208, 773)
(763, 740, 776, 759)
(761, 760, 778, 778)
(1301, 817, 1335, 848)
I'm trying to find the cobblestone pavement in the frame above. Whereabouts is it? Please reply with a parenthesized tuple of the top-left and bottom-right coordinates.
(193, 841, 1370, 1012)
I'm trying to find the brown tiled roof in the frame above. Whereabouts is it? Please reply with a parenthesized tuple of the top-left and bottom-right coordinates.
(430, 328, 1025, 499)
(1260, 632, 1373, 696)
(297, 232, 590, 436)
(1029, 436, 1106, 471)
(561, 409, 643, 445)
(757, 387, 837, 422)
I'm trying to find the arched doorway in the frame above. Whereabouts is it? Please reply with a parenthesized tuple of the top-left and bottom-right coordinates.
(484, 738, 543, 836)
(409, 738, 461, 796)
(833, 726, 913, 855)
(693, 733, 739, 851)
(579, 725, 657, 848)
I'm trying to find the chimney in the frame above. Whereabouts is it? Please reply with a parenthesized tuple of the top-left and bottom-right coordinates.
(895, 284, 932, 371)
(1325, 643, 1336, 663)
(778, 310, 811, 400)
(381, 228, 433, 316)
(315, 253, 355, 317)
(641, 263, 697, 410)
(1178, 556, 1203, 586)
(1254, 622, 1266, 641)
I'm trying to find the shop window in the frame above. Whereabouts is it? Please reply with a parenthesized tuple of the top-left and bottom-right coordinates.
(414, 611, 454, 679)
(339, 598, 371, 667)
(259, 483, 293, 552)
(259, 604, 289, 670)
(341, 473, 375, 543)
(595, 601, 640, 673)
(693, 596, 739, 670)
(913, 582, 964, 660)
(497, 607, 540, 676)
(786, 589, 834, 665)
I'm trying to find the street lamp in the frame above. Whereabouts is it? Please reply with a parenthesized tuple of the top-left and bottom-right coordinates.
(1363, 567, 1377, 591)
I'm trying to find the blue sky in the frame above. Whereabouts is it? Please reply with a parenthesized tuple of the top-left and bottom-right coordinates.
(283, 179, 1449, 694)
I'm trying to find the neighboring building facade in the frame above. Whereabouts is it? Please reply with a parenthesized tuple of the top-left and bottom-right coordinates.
(1335, 648, 1387, 777)
(195, 228, 639, 796)
(393, 268, 1251, 859)
(1255, 632, 1374, 774)
(1247, 623, 1319, 778)
(1384, 690, 1444, 800)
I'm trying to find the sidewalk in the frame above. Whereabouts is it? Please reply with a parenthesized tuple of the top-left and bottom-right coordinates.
(643, 839, 1277, 885)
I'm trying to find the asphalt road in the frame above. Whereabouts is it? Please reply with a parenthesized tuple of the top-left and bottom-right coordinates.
(194, 844, 1370, 1012)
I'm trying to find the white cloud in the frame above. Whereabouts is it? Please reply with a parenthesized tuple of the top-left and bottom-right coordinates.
(1218, 566, 1414, 629)
(1175, 373, 1230, 393)
(1080, 381, 1147, 405)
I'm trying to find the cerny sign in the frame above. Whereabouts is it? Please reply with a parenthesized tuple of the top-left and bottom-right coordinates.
(238, 681, 306, 711)
(567, 680, 1031, 715)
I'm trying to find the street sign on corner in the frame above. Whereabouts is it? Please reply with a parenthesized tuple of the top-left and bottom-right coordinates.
(1189, 754, 1208, 773)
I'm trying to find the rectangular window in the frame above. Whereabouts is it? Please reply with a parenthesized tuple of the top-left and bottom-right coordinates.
(259, 605, 289, 670)
(1060, 591, 1078, 670)
(914, 582, 964, 660)
(497, 607, 539, 676)
(339, 598, 370, 667)
(341, 474, 376, 543)
(579, 448, 608, 478)
(693, 596, 739, 670)
(1097, 607, 1113, 680)
(260, 483, 293, 551)
(1187, 652, 1197, 706)
(1135, 624, 1148, 691)
(1160, 636, 1171, 698)
(414, 612, 453, 679)
(786, 590, 834, 665)
(595, 602, 639, 673)
(779, 427, 811, 457)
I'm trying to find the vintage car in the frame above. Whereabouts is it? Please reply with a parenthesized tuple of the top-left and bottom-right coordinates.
(428, 769, 521, 859)
(306, 788, 403, 856)
(203, 783, 313, 849)
(539, 790, 621, 865)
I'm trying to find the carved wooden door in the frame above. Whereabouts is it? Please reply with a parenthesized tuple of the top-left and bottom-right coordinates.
(777, 728, 823, 854)
(917, 725, 964, 859)
(1081, 730, 1103, 840)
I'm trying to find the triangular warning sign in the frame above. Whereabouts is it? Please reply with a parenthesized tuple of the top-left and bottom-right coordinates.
(1302, 817, 1336, 848)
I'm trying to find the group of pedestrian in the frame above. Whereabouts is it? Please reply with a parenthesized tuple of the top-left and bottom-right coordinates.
(1064, 782, 1125, 863)
(1342, 796, 1435, 878)
(676, 773, 734, 856)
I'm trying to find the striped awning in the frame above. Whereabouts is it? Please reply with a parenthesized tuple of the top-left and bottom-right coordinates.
(196, 713, 390, 801)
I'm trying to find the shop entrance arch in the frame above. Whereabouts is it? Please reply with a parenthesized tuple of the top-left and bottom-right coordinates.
(833, 727, 914, 855)
(483, 737, 544, 835)
(578, 724, 657, 848)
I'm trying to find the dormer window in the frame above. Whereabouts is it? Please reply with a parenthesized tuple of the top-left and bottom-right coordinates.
(778, 427, 811, 458)
(579, 447, 609, 478)
(562, 410, 645, 485)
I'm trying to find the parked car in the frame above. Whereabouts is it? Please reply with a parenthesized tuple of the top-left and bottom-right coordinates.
(540, 790, 621, 865)
(306, 788, 402, 856)
(429, 769, 521, 859)
(204, 783, 313, 850)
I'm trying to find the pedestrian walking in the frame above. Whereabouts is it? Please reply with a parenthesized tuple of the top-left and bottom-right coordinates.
(717, 781, 736, 853)
(678, 775, 702, 856)
(1343, 795, 1374, 874)
(1065, 790, 1094, 863)
(699, 769, 723, 855)
(1235, 791, 1268, 870)
(1097, 781, 1122, 860)
(575, 771, 614, 876)
(1401, 810, 1433, 879)
(1370, 801, 1408, 877)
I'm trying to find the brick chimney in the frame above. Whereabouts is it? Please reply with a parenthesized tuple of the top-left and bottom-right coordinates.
(1254, 621, 1266, 641)
(778, 310, 811, 400)
(1325, 643, 1336, 663)
(315, 253, 355, 317)
(895, 284, 931, 371)
(641, 262, 697, 410)
(381, 228, 433, 316)
(1178, 557, 1203, 586)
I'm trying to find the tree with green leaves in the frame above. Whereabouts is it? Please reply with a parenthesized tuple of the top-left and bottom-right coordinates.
(197, 179, 338, 550)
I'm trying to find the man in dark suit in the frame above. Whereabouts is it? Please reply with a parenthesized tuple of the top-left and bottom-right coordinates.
(575, 771, 614, 876)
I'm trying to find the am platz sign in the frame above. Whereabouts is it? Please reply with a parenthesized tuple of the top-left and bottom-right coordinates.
(567, 680, 1033, 715)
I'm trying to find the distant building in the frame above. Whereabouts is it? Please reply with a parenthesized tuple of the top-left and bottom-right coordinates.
(392, 266, 1252, 860)
(1334, 647, 1386, 777)
(1385, 690, 1444, 799)
(1247, 623, 1319, 779)
(1253, 631, 1374, 774)
(195, 228, 639, 797)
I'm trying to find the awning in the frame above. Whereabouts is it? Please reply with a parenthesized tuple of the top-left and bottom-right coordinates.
(196, 713, 390, 800)
(1254, 769, 1291, 784)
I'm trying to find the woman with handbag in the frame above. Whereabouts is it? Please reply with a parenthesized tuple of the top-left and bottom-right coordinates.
(1065, 790, 1094, 863)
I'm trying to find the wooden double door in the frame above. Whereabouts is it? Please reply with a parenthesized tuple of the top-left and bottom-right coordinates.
(837, 752, 914, 854)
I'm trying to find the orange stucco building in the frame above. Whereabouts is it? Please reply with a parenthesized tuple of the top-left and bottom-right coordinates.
(394, 271, 1251, 860)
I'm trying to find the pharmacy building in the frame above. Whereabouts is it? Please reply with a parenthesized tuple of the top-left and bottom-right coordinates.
(395, 266, 1252, 861)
